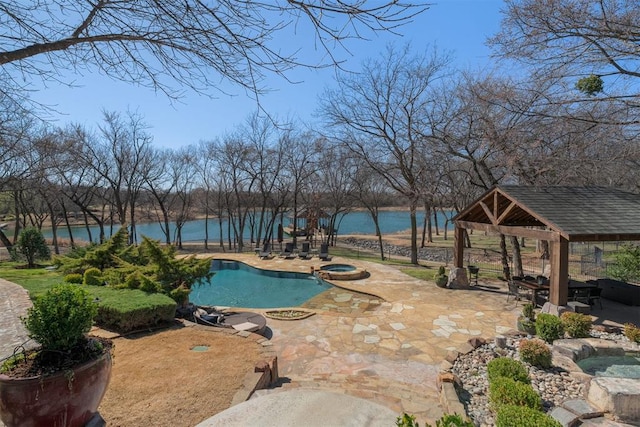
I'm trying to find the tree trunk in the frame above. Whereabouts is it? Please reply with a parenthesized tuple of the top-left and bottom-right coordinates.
(500, 234, 511, 280)
(61, 204, 75, 248)
(409, 202, 418, 265)
(510, 235, 523, 277)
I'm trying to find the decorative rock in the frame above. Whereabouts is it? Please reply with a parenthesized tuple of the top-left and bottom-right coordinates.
(468, 337, 487, 349)
(495, 335, 507, 348)
(587, 377, 640, 423)
(445, 350, 459, 363)
(437, 372, 461, 389)
(448, 267, 470, 289)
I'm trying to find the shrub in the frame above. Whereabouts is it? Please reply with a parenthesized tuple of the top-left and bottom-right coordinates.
(536, 313, 564, 343)
(11, 227, 51, 268)
(624, 323, 640, 343)
(22, 284, 97, 351)
(522, 303, 535, 321)
(83, 267, 103, 286)
(64, 273, 84, 284)
(396, 413, 419, 427)
(435, 413, 473, 427)
(94, 290, 176, 333)
(489, 377, 542, 411)
(519, 339, 552, 368)
(169, 284, 191, 306)
(560, 312, 592, 338)
(487, 357, 530, 384)
(495, 404, 561, 427)
(434, 266, 448, 287)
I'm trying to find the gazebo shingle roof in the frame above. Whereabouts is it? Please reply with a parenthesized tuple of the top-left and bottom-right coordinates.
(454, 185, 640, 241)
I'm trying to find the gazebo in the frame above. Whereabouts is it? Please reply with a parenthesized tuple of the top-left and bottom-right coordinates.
(453, 186, 640, 306)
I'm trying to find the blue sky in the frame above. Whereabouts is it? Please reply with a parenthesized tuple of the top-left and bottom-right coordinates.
(29, 1, 505, 149)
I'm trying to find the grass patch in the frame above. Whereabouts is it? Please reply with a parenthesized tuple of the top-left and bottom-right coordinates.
(0, 262, 62, 296)
(0, 261, 176, 332)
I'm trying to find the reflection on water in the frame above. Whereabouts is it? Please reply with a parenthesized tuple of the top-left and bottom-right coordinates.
(42, 210, 454, 243)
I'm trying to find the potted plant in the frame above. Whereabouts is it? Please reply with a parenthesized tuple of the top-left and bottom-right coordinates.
(435, 266, 449, 288)
(0, 284, 113, 427)
(516, 302, 537, 335)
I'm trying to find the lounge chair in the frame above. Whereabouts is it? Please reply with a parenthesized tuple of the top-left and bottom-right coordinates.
(298, 242, 310, 259)
(259, 243, 272, 259)
(319, 243, 331, 261)
(193, 308, 267, 335)
(280, 242, 296, 259)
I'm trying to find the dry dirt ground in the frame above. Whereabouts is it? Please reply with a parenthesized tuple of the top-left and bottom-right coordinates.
(98, 326, 263, 427)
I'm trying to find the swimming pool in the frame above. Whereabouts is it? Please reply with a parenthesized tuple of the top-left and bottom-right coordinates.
(189, 259, 333, 308)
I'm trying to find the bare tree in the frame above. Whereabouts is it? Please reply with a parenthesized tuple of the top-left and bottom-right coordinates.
(489, 0, 640, 124)
(1, 1, 428, 102)
(351, 159, 393, 260)
(320, 44, 451, 264)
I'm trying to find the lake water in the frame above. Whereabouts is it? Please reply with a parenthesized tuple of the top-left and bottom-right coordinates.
(43, 209, 454, 243)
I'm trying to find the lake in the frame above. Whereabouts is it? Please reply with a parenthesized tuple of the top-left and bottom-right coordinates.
(43, 209, 455, 243)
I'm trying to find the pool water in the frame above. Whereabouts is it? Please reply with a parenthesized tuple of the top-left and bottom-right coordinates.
(577, 353, 640, 379)
(320, 264, 356, 272)
(190, 260, 333, 308)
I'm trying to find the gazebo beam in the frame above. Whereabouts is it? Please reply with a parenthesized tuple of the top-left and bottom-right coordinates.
(456, 220, 559, 242)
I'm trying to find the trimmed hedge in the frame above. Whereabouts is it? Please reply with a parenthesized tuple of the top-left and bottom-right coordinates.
(495, 405, 561, 427)
(489, 377, 542, 411)
(93, 289, 177, 333)
(519, 339, 552, 368)
(487, 357, 530, 384)
(536, 313, 564, 343)
(64, 273, 83, 284)
(560, 312, 592, 338)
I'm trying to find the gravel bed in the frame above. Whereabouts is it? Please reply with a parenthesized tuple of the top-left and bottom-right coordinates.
(451, 331, 630, 427)
(342, 237, 452, 262)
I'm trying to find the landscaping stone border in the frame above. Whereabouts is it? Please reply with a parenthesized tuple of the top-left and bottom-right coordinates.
(437, 332, 640, 426)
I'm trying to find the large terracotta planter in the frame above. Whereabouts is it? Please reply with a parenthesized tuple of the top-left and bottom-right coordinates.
(0, 350, 112, 427)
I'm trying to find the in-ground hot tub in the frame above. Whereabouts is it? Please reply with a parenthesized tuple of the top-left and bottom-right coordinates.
(553, 338, 640, 423)
(316, 264, 367, 280)
(578, 352, 640, 379)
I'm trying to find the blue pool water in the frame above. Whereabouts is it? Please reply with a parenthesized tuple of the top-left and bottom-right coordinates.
(189, 260, 333, 308)
(320, 264, 356, 272)
(577, 353, 640, 379)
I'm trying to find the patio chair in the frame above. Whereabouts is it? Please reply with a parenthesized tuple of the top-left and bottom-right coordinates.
(280, 242, 296, 259)
(507, 280, 532, 306)
(298, 242, 310, 259)
(572, 288, 591, 305)
(588, 287, 603, 309)
(319, 243, 331, 261)
(259, 243, 272, 259)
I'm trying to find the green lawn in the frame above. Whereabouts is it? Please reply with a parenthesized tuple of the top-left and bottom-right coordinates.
(0, 261, 175, 310)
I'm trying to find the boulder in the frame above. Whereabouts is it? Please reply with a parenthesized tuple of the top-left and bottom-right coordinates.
(447, 267, 470, 289)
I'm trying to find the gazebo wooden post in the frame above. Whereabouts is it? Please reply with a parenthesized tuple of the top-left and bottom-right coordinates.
(550, 236, 569, 305)
(453, 226, 464, 268)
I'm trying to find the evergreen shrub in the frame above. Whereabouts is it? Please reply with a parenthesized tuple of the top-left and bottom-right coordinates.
(495, 404, 561, 427)
(489, 377, 542, 411)
(487, 357, 530, 384)
(560, 312, 592, 338)
(536, 313, 564, 343)
(519, 339, 552, 368)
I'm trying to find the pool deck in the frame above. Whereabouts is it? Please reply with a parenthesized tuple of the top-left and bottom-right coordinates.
(2, 254, 638, 426)
(198, 253, 523, 424)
